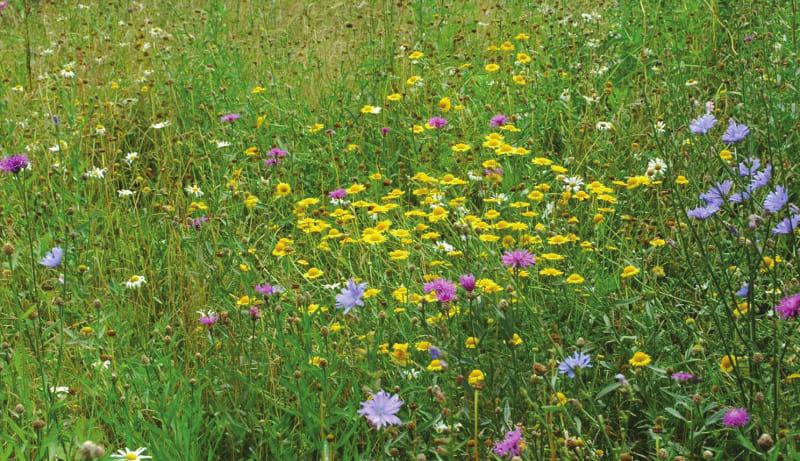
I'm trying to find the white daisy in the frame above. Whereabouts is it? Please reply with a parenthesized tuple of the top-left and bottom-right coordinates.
(185, 185, 204, 197)
(125, 275, 146, 289)
(151, 121, 171, 129)
(86, 167, 107, 179)
(111, 447, 151, 460)
(118, 189, 133, 197)
(595, 121, 614, 131)
(124, 152, 139, 164)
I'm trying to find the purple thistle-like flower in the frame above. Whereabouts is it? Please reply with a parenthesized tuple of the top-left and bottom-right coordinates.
(0, 1, 8, 11)
(255, 283, 284, 297)
(265, 148, 288, 167)
(722, 407, 750, 427)
(328, 188, 347, 200)
(764, 186, 788, 213)
(558, 351, 592, 378)
(428, 117, 448, 129)
(191, 215, 209, 230)
(381, 127, 390, 136)
(40, 247, 63, 268)
(722, 119, 750, 144)
(220, 113, 241, 123)
(199, 312, 219, 326)
(0, 154, 30, 174)
(490, 114, 508, 127)
(358, 389, 403, 429)
(336, 279, 367, 313)
(772, 214, 800, 235)
(501, 249, 535, 268)
(459, 273, 476, 292)
(423, 278, 457, 303)
(671, 372, 697, 382)
(493, 426, 524, 458)
(689, 113, 717, 135)
(775, 293, 800, 319)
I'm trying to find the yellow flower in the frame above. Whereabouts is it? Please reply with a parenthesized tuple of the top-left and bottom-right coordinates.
(438, 97, 452, 112)
(675, 175, 689, 185)
(451, 143, 472, 152)
(509, 333, 523, 346)
(719, 149, 733, 161)
(484, 63, 500, 72)
(468, 369, 485, 387)
(408, 50, 424, 60)
(649, 238, 666, 247)
(251, 86, 266, 94)
(465, 336, 479, 349)
(243, 193, 259, 209)
(308, 356, 324, 367)
(512, 75, 527, 85)
(275, 183, 292, 197)
(236, 295, 251, 306)
(415, 341, 431, 351)
(628, 351, 652, 367)
(621, 265, 640, 279)
(388, 249, 409, 260)
(427, 359, 445, 372)
(309, 123, 324, 133)
(391, 343, 410, 366)
(386, 93, 402, 102)
(720, 355, 737, 373)
(565, 273, 585, 284)
(304, 267, 323, 280)
(539, 268, 564, 277)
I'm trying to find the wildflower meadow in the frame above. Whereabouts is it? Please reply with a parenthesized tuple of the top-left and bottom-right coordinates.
(1, 0, 800, 459)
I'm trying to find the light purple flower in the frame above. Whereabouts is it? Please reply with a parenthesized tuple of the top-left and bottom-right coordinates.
(427, 117, 447, 129)
(764, 186, 788, 213)
(191, 215, 209, 230)
(255, 283, 283, 297)
(423, 278, 457, 303)
(749, 164, 772, 191)
(671, 372, 697, 382)
(428, 346, 442, 359)
(501, 249, 535, 268)
(686, 203, 721, 220)
(736, 283, 750, 298)
(220, 113, 241, 123)
(336, 279, 367, 313)
(722, 119, 750, 144)
(40, 247, 63, 268)
(0, 1, 8, 11)
(615, 373, 629, 386)
(689, 113, 717, 135)
(775, 293, 800, 319)
(722, 407, 750, 427)
(738, 158, 761, 177)
(0, 154, 30, 174)
(772, 215, 800, 235)
(700, 180, 733, 205)
(490, 114, 508, 127)
(558, 351, 592, 378)
(358, 389, 403, 429)
(329, 188, 347, 200)
(493, 426, 524, 458)
(198, 311, 219, 326)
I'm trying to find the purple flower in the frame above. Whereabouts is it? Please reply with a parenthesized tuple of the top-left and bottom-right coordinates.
(0, 155, 30, 174)
(738, 157, 761, 177)
(744, 34, 755, 43)
(700, 180, 733, 206)
(358, 389, 403, 429)
(249, 306, 261, 320)
(671, 372, 697, 382)
(775, 293, 800, 319)
(722, 119, 750, 144)
(615, 373, 629, 386)
(336, 279, 367, 313)
(722, 407, 750, 428)
(689, 113, 717, 135)
(265, 148, 288, 167)
(764, 186, 788, 213)
(40, 247, 63, 268)
(191, 215, 209, 230)
(220, 113, 241, 123)
(0, 1, 8, 11)
(255, 283, 283, 297)
(459, 274, 476, 292)
(427, 117, 447, 129)
(423, 278, 457, 303)
(490, 114, 508, 127)
(501, 249, 535, 269)
(749, 164, 772, 191)
(493, 426, 524, 458)
(428, 346, 442, 359)
(772, 214, 800, 235)
(687, 202, 721, 220)
(736, 283, 750, 298)
(381, 127, 390, 136)
(558, 351, 592, 378)
(329, 188, 347, 200)
(198, 311, 219, 326)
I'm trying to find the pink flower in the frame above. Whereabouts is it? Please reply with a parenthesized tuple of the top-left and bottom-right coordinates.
(722, 407, 750, 427)
(501, 249, 535, 268)
(775, 293, 800, 319)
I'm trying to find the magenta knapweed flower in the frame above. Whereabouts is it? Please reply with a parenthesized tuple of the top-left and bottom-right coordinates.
(775, 293, 800, 319)
(255, 283, 283, 297)
(459, 274, 476, 292)
(329, 188, 347, 200)
(427, 117, 447, 129)
(722, 407, 750, 427)
(493, 426, 524, 458)
(671, 372, 697, 382)
(198, 311, 218, 326)
(501, 249, 535, 268)
(265, 148, 288, 166)
(380, 127, 390, 136)
(249, 306, 261, 320)
(358, 389, 403, 429)
(0, 154, 30, 174)
(490, 114, 508, 127)
(220, 113, 241, 123)
(191, 216, 208, 230)
(423, 278, 457, 303)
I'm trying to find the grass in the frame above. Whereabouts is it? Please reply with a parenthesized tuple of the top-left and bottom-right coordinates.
(1, 0, 799, 459)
